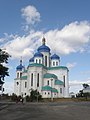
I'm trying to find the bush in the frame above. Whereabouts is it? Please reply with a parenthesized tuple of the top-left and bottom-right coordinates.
(30, 89, 42, 102)
(26, 95, 30, 102)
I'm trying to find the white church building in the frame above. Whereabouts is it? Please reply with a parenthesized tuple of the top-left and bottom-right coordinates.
(14, 37, 69, 98)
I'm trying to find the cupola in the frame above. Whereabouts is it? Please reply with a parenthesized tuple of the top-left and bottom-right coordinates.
(37, 37, 50, 52)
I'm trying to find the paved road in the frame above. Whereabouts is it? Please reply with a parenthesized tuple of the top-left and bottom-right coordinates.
(0, 101, 90, 120)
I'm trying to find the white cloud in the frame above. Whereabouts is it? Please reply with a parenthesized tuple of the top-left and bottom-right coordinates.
(69, 80, 90, 93)
(0, 38, 5, 43)
(21, 5, 41, 25)
(1, 21, 90, 60)
(66, 62, 77, 69)
(69, 80, 90, 86)
(45, 21, 90, 55)
(80, 71, 90, 75)
(3, 81, 14, 95)
(3, 31, 43, 59)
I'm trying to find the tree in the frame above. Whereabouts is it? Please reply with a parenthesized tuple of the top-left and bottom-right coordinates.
(79, 90, 83, 97)
(30, 89, 42, 102)
(83, 84, 89, 89)
(83, 92, 90, 100)
(0, 49, 10, 82)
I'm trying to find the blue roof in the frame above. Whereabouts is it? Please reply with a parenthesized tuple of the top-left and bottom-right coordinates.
(29, 57, 34, 62)
(37, 44, 50, 52)
(16, 64, 24, 71)
(51, 54, 60, 60)
(34, 52, 43, 57)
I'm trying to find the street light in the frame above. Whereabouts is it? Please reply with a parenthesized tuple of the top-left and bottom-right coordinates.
(51, 79, 53, 102)
(37, 87, 39, 102)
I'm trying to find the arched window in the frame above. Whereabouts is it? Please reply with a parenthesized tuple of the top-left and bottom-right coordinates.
(56, 62, 58, 66)
(36, 59, 38, 63)
(16, 82, 19, 85)
(31, 73, 33, 86)
(53, 61, 55, 66)
(37, 73, 39, 87)
(17, 73, 19, 78)
(0, 86, 2, 90)
(60, 88, 62, 93)
(63, 75, 65, 87)
(39, 59, 41, 64)
(45, 56, 47, 66)
(20, 73, 22, 78)
(47, 80, 49, 85)
(25, 82, 27, 88)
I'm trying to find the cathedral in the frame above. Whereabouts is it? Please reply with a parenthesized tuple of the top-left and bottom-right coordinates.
(14, 37, 69, 98)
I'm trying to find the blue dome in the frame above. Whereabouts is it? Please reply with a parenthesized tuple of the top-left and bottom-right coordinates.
(16, 64, 24, 71)
(34, 52, 43, 57)
(29, 57, 34, 62)
(51, 54, 60, 60)
(37, 44, 50, 52)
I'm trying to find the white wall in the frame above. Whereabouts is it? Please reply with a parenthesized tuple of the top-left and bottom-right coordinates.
(14, 79, 21, 96)
(41, 52, 50, 67)
(27, 66, 47, 95)
(51, 59, 60, 67)
(48, 68, 69, 97)
(34, 57, 43, 64)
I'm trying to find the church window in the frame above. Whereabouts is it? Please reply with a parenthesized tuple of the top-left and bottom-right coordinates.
(16, 82, 19, 85)
(60, 88, 62, 93)
(63, 75, 65, 87)
(20, 73, 22, 78)
(31, 73, 33, 86)
(0, 86, 2, 90)
(45, 92, 46, 95)
(56, 62, 58, 66)
(25, 82, 27, 88)
(48, 92, 50, 95)
(45, 56, 47, 66)
(17, 73, 19, 78)
(47, 80, 49, 85)
(53, 61, 55, 66)
(36, 59, 38, 63)
(3, 88, 4, 92)
(37, 73, 39, 87)
(39, 59, 41, 64)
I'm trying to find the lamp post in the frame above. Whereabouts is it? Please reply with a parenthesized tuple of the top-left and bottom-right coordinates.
(51, 79, 53, 102)
(37, 87, 39, 102)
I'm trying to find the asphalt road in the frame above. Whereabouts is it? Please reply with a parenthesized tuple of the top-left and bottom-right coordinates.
(0, 101, 90, 120)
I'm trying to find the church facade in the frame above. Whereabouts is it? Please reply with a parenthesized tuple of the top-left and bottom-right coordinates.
(14, 38, 69, 98)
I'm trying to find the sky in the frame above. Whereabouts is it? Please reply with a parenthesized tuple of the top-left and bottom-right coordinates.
(0, 0, 90, 94)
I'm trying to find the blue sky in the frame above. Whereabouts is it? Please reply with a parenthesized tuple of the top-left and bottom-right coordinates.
(0, 0, 90, 94)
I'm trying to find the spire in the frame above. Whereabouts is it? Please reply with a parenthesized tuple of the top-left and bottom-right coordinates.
(42, 37, 46, 45)
(20, 56, 22, 65)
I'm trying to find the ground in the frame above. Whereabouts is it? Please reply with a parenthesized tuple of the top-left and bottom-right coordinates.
(0, 101, 90, 120)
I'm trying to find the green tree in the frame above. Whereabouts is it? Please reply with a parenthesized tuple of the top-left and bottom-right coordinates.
(79, 90, 83, 97)
(30, 89, 42, 102)
(83, 84, 89, 89)
(83, 92, 90, 100)
(0, 49, 10, 82)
